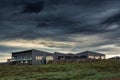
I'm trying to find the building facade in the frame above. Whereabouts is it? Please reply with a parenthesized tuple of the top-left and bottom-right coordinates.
(76, 51, 106, 60)
(10, 49, 54, 65)
(9, 49, 106, 65)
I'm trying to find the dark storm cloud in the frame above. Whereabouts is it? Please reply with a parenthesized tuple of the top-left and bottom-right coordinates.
(0, 0, 120, 57)
(0, 0, 120, 37)
(22, 1, 45, 13)
(0, 46, 24, 53)
(102, 13, 120, 25)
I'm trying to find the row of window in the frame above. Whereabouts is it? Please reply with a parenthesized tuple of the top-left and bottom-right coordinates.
(12, 56, 32, 61)
(88, 56, 105, 59)
(35, 56, 43, 60)
(35, 56, 54, 61)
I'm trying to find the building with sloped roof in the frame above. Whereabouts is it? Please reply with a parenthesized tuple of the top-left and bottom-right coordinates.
(8, 49, 106, 65)
(76, 51, 106, 60)
(10, 49, 54, 65)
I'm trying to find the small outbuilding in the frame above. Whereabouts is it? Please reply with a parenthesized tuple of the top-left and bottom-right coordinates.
(109, 56, 120, 60)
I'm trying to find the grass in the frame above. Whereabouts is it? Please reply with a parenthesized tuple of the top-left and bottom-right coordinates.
(0, 60, 120, 80)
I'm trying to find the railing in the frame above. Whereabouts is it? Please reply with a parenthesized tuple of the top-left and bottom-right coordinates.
(10, 58, 32, 62)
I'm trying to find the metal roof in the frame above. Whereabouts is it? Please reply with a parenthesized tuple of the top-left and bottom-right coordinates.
(12, 49, 53, 55)
(77, 51, 105, 56)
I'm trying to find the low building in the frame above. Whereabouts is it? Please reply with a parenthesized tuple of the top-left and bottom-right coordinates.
(8, 49, 106, 65)
(10, 49, 54, 65)
(54, 51, 105, 62)
(54, 52, 78, 62)
(109, 56, 120, 60)
(76, 51, 106, 60)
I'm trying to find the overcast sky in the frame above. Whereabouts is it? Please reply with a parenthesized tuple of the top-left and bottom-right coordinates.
(0, 0, 120, 62)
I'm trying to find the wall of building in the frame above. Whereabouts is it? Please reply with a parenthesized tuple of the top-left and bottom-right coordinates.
(9, 50, 106, 65)
(12, 51, 32, 61)
(32, 50, 54, 64)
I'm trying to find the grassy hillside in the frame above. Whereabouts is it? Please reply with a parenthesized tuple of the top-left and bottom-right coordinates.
(0, 60, 120, 80)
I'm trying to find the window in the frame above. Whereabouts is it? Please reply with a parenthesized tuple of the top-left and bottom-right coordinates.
(20, 61, 23, 63)
(80, 56, 87, 59)
(101, 56, 105, 59)
(46, 56, 54, 61)
(58, 56, 64, 60)
(88, 56, 94, 59)
(95, 56, 100, 59)
(36, 56, 43, 60)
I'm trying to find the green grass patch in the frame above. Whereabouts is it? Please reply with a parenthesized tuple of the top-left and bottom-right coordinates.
(0, 60, 120, 80)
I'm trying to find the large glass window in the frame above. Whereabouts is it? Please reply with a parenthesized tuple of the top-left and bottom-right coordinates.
(88, 56, 94, 59)
(101, 56, 105, 59)
(46, 56, 54, 61)
(95, 56, 100, 59)
(36, 56, 43, 60)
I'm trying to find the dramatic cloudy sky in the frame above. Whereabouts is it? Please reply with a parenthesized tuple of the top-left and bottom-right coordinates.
(0, 0, 120, 62)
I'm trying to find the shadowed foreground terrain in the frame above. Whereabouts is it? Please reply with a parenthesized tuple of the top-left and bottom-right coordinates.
(0, 60, 120, 80)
